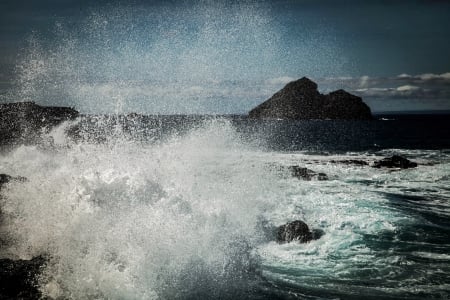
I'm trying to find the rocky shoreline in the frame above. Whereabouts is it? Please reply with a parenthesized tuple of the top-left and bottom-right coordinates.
(0, 102, 78, 146)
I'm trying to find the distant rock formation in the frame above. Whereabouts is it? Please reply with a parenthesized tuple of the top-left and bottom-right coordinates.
(249, 77, 372, 120)
(0, 102, 79, 145)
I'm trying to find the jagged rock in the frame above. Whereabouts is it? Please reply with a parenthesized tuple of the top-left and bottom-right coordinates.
(288, 166, 328, 181)
(0, 102, 79, 145)
(0, 256, 46, 300)
(248, 77, 372, 120)
(372, 155, 418, 169)
(277, 220, 313, 243)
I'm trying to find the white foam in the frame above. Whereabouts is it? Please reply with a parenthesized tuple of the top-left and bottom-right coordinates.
(0, 119, 279, 299)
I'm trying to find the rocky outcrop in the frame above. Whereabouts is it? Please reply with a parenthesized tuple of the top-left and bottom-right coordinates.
(0, 256, 46, 300)
(249, 77, 372, 120)
(372, 155, 418, 169)
(277, 220, 312, 243)
(288, 166, 328, 181)
(1, 173, 43, 299)
(277, 220, 324, 244)
(0, 102, 79, 145)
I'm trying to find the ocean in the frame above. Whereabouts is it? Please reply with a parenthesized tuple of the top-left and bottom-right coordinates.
(0, 114, 449, 299)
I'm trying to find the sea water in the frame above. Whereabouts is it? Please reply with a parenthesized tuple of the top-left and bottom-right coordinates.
(1, 116, 449, 299)
(1, 2, 449, 298)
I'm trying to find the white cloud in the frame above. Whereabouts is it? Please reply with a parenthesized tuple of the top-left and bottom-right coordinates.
(311, 72, 450, 100)
(397, 73, 412, 79)
(397, 72, 450, 82)
(354, 85, 437, 99)
(396, 85, 420, 92)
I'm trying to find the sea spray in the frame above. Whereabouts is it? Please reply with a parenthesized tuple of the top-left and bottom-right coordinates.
(11, 2, 281, 114)
(0, 119, 280, 299)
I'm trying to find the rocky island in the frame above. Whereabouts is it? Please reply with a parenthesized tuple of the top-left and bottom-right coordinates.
(249, 77, 372, 120)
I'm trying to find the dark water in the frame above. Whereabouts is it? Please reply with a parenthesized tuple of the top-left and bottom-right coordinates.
(235, 114, 450, 153)
(71, 114, 450, 153)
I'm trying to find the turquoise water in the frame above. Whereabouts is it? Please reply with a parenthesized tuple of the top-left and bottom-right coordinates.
(1, 117, 449, 299)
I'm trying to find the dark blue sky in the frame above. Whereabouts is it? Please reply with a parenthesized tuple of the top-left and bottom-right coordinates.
(1, 0, 449, 113)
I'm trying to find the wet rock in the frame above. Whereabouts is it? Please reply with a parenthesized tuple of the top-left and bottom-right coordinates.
(0, 256, 46, 300)
(288, 166, 328, 181)
(310, 228, 325, 240)
(277, 220, 313, 243)
(0, 102, 79, 145)
(0, 174, 13, 189)
(248, 77, 372, 120)
(329, 159, 369, 166)
(0, 174, 27, 190)
(372, 155, 418, 169)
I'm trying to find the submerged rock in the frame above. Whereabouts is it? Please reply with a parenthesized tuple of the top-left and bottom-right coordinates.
(288, 166, 328, 181)
(0, 102, 79, 145)
(372, 155, 418, 169)
(0, 256, 46, 300)
(248, 77, 372, 120)
(277, 220, 313, 243)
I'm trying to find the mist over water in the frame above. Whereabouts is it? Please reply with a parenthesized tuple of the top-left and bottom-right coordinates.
(1, 119, 279, 299)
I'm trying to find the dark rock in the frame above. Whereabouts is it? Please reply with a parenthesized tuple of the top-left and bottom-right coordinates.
(288, 166, 328, 181)
(329, 159, 369, 166)
(0, 174, 13, 189)
(248, 77, 372, 120)
(310, 228, 325, 240)
(372, 155, 418, 169)
(0, 174, 27, 190)
(277, 220, 313, 243)
(0, 102, 79, 145)
(0, 256, 46, 300)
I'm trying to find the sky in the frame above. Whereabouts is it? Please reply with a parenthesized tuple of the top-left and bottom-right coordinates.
(0, 0, 449, 113)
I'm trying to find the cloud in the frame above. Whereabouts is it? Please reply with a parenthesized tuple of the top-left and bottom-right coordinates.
(396, 85, 420, 92)
(354, 85, 432, 99)
(310, 73, 450, 100)
(414, 72, 450, 81)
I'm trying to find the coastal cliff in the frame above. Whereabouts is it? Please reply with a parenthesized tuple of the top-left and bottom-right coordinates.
(248, 77, 372, 120)
(0, 102, 79, 145)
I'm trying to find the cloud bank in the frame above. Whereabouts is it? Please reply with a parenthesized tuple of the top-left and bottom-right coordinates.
(310, 72, 450, 101)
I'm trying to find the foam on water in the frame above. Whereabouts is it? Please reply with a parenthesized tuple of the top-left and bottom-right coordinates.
(1, 121, 450, 299)
(257, 152, 450, 298)
(0, 119, 282, 299)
